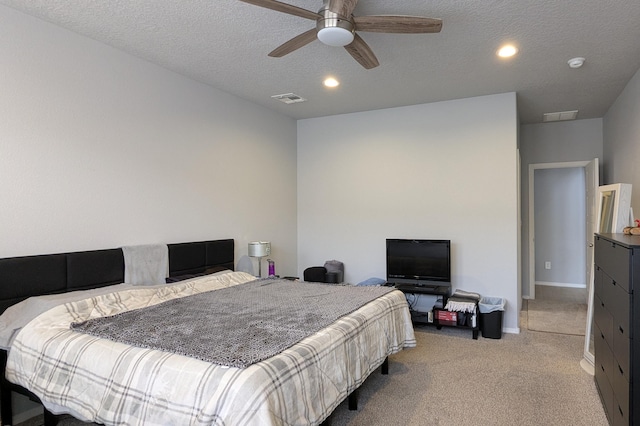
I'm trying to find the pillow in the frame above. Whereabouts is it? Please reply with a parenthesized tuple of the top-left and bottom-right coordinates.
(356, 277, 386, 286)
(165, 267, 232, 283)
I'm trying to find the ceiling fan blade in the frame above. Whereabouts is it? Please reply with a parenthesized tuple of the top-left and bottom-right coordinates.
(268, 28, 318, 57)
(344, 33, 379, 69)
(354, 15, 443, 33)
(237, 0, 319, 21)
(327, 0, 359, 17)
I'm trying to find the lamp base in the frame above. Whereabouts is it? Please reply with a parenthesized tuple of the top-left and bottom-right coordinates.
(252, 256, 265, 278)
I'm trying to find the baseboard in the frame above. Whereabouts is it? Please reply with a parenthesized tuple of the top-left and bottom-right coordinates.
(535, 281, 586, 289)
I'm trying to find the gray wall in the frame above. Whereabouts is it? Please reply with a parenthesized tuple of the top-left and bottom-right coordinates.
(0, 4, 299, 276)
(534, 167, 586, 285)
(603, 66, 640, 213)
(298, 93, 521, 332)
(520, 119, 603, 297)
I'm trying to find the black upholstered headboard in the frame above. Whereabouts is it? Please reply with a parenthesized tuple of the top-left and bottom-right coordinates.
(0, 239, 234, 314)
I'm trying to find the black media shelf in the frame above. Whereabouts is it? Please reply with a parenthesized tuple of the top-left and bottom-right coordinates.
(393, 283, 479, 340)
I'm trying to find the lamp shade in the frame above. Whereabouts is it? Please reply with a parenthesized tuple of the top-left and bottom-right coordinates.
(248, 241, 271, 257)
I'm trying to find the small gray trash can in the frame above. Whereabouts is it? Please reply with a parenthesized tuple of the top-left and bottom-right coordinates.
(478, 297, 505, 339)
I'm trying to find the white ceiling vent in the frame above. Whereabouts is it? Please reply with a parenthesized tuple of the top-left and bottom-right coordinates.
(543, 110, 578, 122)
(271, 93, 307, 104)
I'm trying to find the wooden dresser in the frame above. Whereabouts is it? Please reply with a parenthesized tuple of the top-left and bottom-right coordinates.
(594, 233, 640, 425)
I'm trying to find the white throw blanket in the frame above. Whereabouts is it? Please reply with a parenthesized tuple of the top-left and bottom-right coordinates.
(445, 289, 481, 313)
(122, 244, 168, 285)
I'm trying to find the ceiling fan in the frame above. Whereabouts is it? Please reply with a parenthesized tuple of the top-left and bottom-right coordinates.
(238, 0, 442, 69)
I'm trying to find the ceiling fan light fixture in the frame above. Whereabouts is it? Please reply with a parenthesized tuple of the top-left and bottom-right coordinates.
(317, 26, 354, 47)
(316, 5, 355, 47)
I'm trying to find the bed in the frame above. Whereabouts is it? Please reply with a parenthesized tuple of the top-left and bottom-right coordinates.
(0, 239, 416, 426)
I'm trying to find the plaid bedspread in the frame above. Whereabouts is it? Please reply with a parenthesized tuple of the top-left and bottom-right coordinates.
(6, 272, 416, 426)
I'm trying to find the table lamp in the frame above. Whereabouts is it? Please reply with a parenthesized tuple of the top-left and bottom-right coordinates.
(248, 241, 271, 277)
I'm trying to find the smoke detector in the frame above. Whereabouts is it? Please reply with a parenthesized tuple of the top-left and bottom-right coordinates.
(568, 57, 585, 68)
(271, 93, 307, 104)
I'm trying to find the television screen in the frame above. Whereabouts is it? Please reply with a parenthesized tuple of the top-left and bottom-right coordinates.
(386, 239, 450, 284)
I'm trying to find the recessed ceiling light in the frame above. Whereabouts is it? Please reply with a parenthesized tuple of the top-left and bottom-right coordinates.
(497, 44, 518, 58)
(324, 77, 340, 88)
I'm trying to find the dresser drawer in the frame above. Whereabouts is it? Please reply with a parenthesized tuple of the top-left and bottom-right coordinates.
(595, 354, 614, 421)
(613, 331, 630, 380)
(594, 266, 605, 301)
(609, 280, 631, 339)
(612, 360, 629, 424)
(595, 237, 631, 292)
(594, 294, 613, 348)
(594, 266, 609, 307)
(594, 322, 614, 382)
(613, 395, 629, 426)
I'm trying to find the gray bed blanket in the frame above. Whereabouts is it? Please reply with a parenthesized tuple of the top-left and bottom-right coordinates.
(71, 278, 394, 368)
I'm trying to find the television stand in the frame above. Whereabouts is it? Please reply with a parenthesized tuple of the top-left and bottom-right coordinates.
(393, 283, 479, 339)
(393, 283, 450, 302)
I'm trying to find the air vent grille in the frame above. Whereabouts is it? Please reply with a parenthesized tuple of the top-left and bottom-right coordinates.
(543, 110, 578, 122)
(271, 93, 307, 104)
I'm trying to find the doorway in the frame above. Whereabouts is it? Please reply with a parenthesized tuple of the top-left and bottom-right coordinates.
(527, 160, 598, 366)
(528, 160, 597, 300)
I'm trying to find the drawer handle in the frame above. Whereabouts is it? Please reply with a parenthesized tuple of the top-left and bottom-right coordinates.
(619, 326, 624, 335)
(619, 405, 624, 416)
(601, 301, 605, 307)
(612, 281, 616, 286)
(619, 364, 624, 375)
(601, 364, 605, 372)
(601, 332, 605, 339)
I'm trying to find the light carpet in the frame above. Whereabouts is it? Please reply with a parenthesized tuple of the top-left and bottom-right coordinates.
(527, 299, 587, 336)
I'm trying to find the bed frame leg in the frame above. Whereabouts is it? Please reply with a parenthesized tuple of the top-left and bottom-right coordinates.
(319, 413, 332, 426)
(1, 351, 13, 426)
(0, 385, 12, 426)
(44, 408, 59, 426)
(381, 357, 389, 375)
(348, 389, 358, 411)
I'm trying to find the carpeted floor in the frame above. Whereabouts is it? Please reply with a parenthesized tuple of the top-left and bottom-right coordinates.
(328, 324, 606, 425)
(527, 298, 587, 335)
(14, 310, 605, 426)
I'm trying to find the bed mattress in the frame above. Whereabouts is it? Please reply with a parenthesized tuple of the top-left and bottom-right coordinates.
(5, 271, 416, 425)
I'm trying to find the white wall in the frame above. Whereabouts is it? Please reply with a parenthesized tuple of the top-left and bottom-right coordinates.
(0, 5, 298, 276)
(297, 93, 520, 332)
(604, 66, 640, 213)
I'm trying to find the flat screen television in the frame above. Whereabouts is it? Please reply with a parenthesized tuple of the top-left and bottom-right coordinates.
(386, 239, 451, 286)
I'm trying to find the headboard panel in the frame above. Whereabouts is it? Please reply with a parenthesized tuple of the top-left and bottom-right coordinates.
(66, 249, 125, 291)
(0, 239, 234, 314)
(168, 242, 206, 276)
(0, 254, 67, 313)
(205, 240, 235, 271)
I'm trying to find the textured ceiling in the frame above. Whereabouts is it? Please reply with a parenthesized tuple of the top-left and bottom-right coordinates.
(2, 0, 640, 124)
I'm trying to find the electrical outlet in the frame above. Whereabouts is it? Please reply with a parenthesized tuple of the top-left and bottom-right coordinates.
(545, 261, 551, 270)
